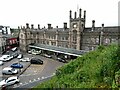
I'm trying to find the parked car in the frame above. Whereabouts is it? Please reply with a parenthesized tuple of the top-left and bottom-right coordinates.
(20, 57, 30, 62)
(28, 50, 32, 54)
(31, 58, 43, 64)
(0, 55, 13, 61)
(31, 51, 41, 55)
(57, 57, 67, 63)
(0, 61, 4, 65)
(44, 54, 52, 58)
(11, 63, 23, 68)
(11, 47, 17, 52)
(2, 67, 18, 75)
(11, 51, 18, 58)
(17, 54, 23, 59)
(0, 76, 20, 88)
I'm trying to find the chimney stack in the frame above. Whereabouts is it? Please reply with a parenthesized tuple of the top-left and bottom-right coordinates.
(101, 24, 104, 30)
(74, 12, 77, 19)
(84, 10, 86, 19)
(79, 8, 82, 18)
(56, 26, 58, 28)
(48, 24, 51, 29)
(18, 26, 20, 29)
(26, 23, 29, 29)
(31, 24, 34, 29)
(38, 24, 40, 30)
(92, 20, 95, 31)
(64, 22, 67, 29)
(69, 10, 72, 19)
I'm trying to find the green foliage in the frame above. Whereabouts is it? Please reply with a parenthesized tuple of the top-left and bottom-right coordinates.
(33, 44, 120, 88)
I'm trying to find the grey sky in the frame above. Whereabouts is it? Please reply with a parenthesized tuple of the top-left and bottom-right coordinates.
(0, 0, 119, 28)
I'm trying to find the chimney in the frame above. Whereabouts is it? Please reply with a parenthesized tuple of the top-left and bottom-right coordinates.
(101, 24, 104, 30)
(38, 24, 40, 30)
(74, 12, 77, 19)
(26, 23, 29, 29)
(69, 10, 72, 19)
(31, 24, 34, 29)
(18, 26, 20, 29)
(56, 26, 58, 28)
(79, 8, 82, 18)
(64, 22, 67, 29)
(92, 20, 95, 31)
(5, 27, 8, 34)
(84, 10, 86, 19)
(48, 24, 51, 29)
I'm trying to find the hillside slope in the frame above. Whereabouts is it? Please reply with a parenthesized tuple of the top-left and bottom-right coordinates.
(33, 44, 120, 88)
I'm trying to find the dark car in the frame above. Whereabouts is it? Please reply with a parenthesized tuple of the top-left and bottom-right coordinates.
(31, 58, 43, 64)
(11, 63, 23, 68)
(57, 58, 67, 63)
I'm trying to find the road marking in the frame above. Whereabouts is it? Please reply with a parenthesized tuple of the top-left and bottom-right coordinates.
(53, 73, 55, 75)
(41, 76, 44, 79)
(15, 75, 55, 88)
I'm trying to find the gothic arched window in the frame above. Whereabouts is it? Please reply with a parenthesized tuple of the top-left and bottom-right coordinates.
(73, 30, 77, 42)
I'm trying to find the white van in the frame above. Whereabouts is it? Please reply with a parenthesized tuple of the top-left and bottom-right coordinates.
(2, 67, 18, 75)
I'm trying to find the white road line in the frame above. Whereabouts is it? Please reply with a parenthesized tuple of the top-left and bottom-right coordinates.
(53, 73, 55, 75)
(41, 76, 44, 79)
(38, 78, 40, 80)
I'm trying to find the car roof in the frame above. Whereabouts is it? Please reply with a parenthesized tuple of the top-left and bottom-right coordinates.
(6, 76, 18, 80)
(3, 67, 12, 70)
(11, 47, 17, 51)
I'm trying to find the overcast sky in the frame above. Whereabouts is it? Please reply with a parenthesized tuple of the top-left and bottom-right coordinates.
(0, 0, 119, 28)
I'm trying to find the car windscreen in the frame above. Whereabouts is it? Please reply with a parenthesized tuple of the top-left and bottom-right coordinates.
(11, 68, 16, 71)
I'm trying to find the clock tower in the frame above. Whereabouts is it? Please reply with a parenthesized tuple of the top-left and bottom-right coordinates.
(69, 8, 86, 50)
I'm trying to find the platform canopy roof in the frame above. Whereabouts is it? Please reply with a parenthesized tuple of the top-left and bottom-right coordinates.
(28, 44, 88, 57)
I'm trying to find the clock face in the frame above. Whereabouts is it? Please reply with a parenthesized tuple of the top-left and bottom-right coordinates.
(73, 23, 77, 28)
(73, 24, 77, 28)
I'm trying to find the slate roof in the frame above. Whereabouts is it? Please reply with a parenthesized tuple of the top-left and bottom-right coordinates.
(84, 26, 118, 32)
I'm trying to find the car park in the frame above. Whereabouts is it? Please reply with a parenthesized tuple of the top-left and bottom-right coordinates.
(0, 76, 20, 87)
(0, 61, 4, 65)
(2, 67, 18, 75)
(20, 57, 30, 62)
(11, 63, 23, 68)
(31, 58, 43, 64)
(17, 54, 23, 59)
(0, 55, 13, 61)
(57, 57, 67, 63)
(44, 54, 52, 58)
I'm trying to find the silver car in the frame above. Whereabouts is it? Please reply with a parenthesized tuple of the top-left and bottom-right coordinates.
(0, 76, 20, 88)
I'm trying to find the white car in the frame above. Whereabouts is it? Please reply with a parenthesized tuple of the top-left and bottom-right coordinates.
(17, 54, 23, 59)
(0, 76, 20, 88)
(20, 57, 30, 62)
(2, 67, 18, 75)
(31, 51, 41, 55)
(0, 61, 3, 65)
(0, 55, 13, 61)
(44, 54, 52, 58)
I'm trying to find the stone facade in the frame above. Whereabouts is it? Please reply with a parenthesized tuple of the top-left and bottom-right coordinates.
(19, 8, 119, 52)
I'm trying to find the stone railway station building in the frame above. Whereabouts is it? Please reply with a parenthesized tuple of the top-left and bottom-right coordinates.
(19, 8, 119, 54)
